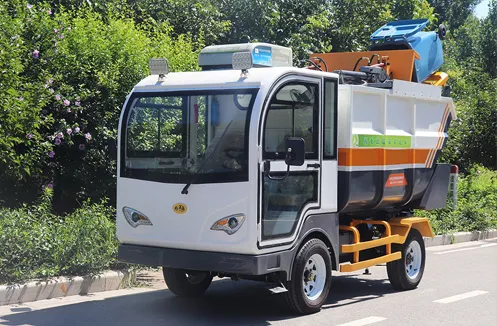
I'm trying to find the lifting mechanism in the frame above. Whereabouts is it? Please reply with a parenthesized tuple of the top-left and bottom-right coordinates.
(307, 19, 449, 89)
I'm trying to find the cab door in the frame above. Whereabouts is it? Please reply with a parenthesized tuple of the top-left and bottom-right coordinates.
(258, 76, 322, 248)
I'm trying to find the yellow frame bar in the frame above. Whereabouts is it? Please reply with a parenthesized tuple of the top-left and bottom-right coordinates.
(341, 234, 400, 253)
(340, 252, 402, 273)
(338, 217, 434, 272)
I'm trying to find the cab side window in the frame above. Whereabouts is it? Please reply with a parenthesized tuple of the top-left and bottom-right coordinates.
(263, 83, 318, 160)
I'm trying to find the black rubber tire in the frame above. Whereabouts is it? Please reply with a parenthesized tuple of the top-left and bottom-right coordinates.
(438, 24, 447, 40)
(387, 229, 426, 290)
(162, 268, 212, 297)
(285, 238, 332, 314)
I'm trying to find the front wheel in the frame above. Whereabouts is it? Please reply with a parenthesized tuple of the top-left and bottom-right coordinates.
(162, 268, 212, 297)
(387, 229, 426, 290)
(285, 238, 332, 314)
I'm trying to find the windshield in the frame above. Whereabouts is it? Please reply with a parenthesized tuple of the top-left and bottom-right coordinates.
(120, 89, 258, 184)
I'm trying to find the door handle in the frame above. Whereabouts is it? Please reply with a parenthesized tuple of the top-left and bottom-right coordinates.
(307, 163, 320, 168)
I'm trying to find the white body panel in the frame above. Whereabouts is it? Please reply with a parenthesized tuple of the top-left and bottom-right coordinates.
(337, 81, 455, 172)
(116, 179, 260, 254)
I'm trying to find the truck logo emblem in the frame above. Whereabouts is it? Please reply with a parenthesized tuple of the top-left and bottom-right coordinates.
(173, 203, 187, 214)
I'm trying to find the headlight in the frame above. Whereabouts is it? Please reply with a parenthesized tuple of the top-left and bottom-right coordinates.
(122, 207, 152, 228)
(210, 214, 245, 235)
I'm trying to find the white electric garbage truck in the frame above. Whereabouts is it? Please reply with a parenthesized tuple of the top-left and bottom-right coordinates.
(117, 19, 455, 314)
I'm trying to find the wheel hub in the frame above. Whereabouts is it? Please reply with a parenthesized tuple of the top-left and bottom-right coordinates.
(405, 240, 422, 280)
(302, 254, 327, 301)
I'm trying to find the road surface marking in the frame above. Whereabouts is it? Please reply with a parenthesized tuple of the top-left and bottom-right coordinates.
(435, 242, 497, 254)
(336, 316, 387, 326)
(434, 243, 497, 254)
(427, 241, 488, 252)
(433, 290, 488, 304)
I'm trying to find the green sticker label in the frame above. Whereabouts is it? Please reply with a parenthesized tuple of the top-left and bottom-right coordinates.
(354, 134, 411, 148)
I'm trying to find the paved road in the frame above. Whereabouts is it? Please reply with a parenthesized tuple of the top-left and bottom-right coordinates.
(1, 239, 496, 326)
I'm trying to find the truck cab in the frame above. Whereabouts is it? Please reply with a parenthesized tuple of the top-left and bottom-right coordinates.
(117, 22, 455, 314)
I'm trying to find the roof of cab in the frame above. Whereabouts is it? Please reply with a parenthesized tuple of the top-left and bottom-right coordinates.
(132, 66, 339, 92)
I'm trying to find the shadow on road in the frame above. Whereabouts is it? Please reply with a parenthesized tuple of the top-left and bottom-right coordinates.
(0, 273, 395, 326)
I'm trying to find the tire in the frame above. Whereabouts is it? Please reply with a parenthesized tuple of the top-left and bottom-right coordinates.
(438, 24, 447, 40)
(285, 238, 332, 314)
(387, 229, 426, 290)
(162, 268, 212, 297)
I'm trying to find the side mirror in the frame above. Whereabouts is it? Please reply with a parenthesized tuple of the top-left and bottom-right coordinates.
(285, 137, 305, 166)
(108, 138, 117, 161)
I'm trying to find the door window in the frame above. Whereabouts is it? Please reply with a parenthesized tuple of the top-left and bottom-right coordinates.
(261, 81, 320, 241)
(263, 83, 318, 160)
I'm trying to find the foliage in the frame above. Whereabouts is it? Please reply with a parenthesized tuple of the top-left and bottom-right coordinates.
(439, 1, 497, 171)
(0, 190, 122, 284)
(0, 0, 495, 251)
(416, 166, 497, 235)
(0, 1, 200, 213)
(428, 0, 481, 29)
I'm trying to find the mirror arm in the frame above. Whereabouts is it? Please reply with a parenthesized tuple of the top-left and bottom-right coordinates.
(264, 161, 290, 181)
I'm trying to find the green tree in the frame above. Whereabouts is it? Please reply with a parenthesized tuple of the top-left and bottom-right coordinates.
(428, 0, 481, 29)
(480, 0, 497, 78)
(0, 1, 200, 212)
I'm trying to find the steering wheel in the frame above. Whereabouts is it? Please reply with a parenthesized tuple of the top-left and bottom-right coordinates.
(224, 147, 245, 159)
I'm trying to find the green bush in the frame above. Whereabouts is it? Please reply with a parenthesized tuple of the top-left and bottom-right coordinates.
(0, 188, 121, 284)
(0, 1, 201, 213)
(417, 166, 497, 235)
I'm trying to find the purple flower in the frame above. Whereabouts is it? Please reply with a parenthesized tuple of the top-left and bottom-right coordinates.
(75, 101, 81, 106)
(32, 49, 39, 59)
(27, 4, 33, 9)
(19, 97, 24, 101)
(48, 151, 55, 158)
(55, 94, 61, 101)
(49, 88, 54, 94)
(67, 108, 71, 113)
(48, 9, 52, 15)
(55, 138, 61, 145)
(54, 28, 59, 33)
(47, 182, 53, 189)
(66, 128, 72, 135)
(26, 133, 33, 139)
(79, 144, 85, 150)
(67, 27, 72, 31)
(57, 132, 63, 139)
(63, 99, 70, 106)
(58, 34, 64, 39)
(85, 132, 91, 140)
(74, 127, 80, 133)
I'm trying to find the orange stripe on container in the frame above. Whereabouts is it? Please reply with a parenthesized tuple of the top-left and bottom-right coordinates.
(425, 149, 434, 168)
(338, 148, 430, 167)
(436, 104, 450, 150)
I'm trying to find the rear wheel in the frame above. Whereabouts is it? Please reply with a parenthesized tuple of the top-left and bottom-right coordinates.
(285, 238, 332, 314)
(162, 268, 212, 297)
(387, 229, 426, 290)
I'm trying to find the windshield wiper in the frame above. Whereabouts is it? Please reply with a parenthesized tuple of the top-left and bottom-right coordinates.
(181, 120, 233, 194)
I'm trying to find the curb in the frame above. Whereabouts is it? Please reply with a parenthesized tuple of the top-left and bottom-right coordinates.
(424, 229, 497, 247)
(0, 270, 134, 306)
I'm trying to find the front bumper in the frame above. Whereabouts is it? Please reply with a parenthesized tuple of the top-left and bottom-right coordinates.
(118, 244, 294, 276)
